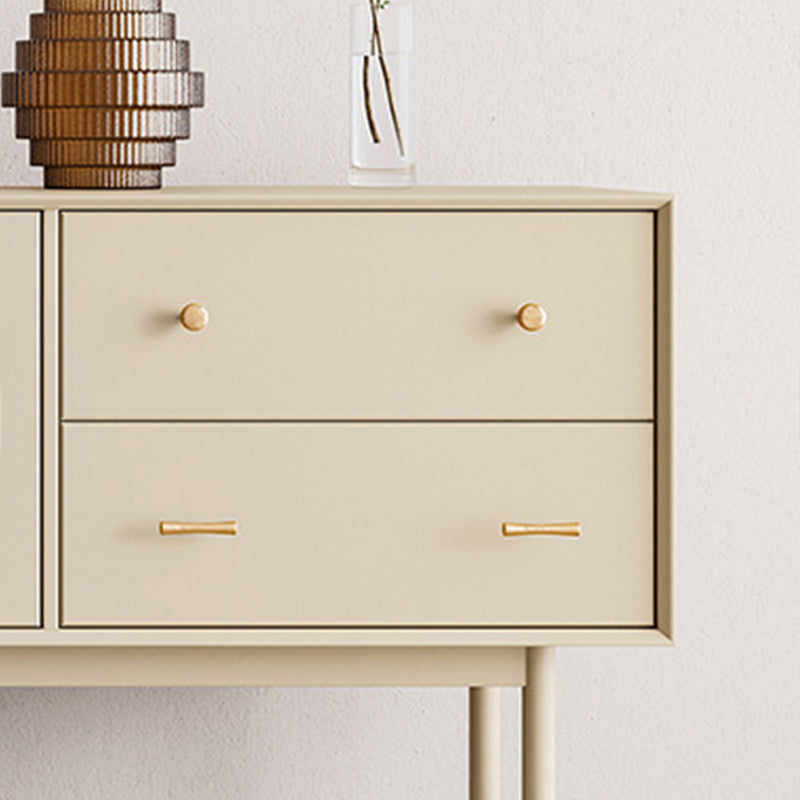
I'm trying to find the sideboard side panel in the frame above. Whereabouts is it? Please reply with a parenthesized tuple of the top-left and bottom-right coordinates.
(656, 202, 674, 641)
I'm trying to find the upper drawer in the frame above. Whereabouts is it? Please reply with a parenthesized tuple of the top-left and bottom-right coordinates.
(62, 211, 653, 420)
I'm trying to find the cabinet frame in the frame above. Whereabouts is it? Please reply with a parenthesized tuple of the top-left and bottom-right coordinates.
(0, 188, 673, 800)
(0, 187, 672, 651)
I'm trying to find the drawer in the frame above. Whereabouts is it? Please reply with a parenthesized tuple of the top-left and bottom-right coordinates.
(62, 423, 654, 628)
(0, 213, 40, 626)
(62, 212, 653, 420)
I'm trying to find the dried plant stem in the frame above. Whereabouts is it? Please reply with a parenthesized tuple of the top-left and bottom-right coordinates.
(376, 50, 405, 157)
(364, 0, 406, 158)
(362, 55, 380, 143)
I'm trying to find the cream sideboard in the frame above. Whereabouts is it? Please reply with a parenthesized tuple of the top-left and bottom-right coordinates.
(0, 187, 672, 800)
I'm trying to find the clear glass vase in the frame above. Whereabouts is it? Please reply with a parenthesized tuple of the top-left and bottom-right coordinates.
(349, 3, 415, 186)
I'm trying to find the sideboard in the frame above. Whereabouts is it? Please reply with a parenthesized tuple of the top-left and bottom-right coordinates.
(0, 186, 672, 800)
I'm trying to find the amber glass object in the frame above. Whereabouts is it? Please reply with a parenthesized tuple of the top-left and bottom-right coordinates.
(1, 0, 204, 189)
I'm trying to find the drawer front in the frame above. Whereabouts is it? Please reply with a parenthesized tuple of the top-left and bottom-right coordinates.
(0, 213, 39, 626)
(62, 423, 654, 627)
(63, 212, 653, 420)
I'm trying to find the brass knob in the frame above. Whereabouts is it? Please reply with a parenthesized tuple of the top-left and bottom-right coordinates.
(160, 520, 237, 536)
(179, 302, 208, 333)
(516, 303, 547, 333)
(502, 522, 581, 538)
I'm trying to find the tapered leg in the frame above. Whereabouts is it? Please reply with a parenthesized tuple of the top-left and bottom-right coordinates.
(523, 648, 556, 800)
(469, 687, 501, 800)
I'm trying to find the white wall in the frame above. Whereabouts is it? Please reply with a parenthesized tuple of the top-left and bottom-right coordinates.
(1, 1, 798, 798)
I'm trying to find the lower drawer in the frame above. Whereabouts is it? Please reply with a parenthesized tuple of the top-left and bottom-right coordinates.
(62, 424, 654, 628)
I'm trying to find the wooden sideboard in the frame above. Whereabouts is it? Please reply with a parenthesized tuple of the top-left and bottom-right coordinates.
(0, 186, 673, 800)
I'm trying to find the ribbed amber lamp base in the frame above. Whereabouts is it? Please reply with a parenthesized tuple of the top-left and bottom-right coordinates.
(1, 0, 203, 189)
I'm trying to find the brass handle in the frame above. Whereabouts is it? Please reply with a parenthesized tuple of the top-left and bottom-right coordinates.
(516, 302, 547, 333)
(179, 302, 209, 333)
(502, 522, 581, 538)
(160, 520, 237, 536)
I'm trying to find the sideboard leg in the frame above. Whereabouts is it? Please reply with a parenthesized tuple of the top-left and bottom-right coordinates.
(523, 647, 556, 800)
(469, 686, 501, 800)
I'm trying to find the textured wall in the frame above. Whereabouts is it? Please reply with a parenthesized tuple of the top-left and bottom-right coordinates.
(1, 1, 799, 798)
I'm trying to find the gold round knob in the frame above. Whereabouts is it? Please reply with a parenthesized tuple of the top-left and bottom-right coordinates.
(179, 302, 208, 333)
(516, 302, 547, 333)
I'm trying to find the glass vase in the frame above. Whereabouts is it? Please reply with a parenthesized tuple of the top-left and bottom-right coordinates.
(349, 3, 415, 186)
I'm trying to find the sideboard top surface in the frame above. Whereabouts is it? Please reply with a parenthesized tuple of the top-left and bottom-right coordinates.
(0, 185, 672, 210)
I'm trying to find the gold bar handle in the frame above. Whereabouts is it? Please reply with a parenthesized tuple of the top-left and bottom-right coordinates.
(502, 522, 581, 538)
(160, 520, 238, 537)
